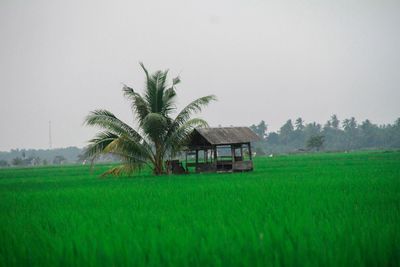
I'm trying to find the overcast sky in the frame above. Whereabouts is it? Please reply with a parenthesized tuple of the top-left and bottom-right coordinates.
(0, 0, 399, 151)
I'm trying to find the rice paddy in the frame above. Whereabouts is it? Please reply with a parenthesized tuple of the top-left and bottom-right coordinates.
(0, 151, 399, 266)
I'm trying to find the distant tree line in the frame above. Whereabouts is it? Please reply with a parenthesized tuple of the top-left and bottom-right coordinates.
(1, 115, 399, 167)
(0, 147, 122, 168)
(0, 147, 83, 168)
(250, 115, 400, 154)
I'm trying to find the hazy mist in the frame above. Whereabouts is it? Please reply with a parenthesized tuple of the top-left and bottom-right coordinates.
(1, 0, 399, 151)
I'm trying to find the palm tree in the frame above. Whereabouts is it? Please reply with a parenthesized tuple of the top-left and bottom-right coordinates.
(84, 63, 216, 175)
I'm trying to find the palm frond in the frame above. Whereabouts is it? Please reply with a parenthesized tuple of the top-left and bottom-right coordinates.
(123, 85, 150, 125)
(84, 109, 143, 141)
(164, 118, 209, 157)
(145, 70, 169, 113)
(172, 76, 181, 86)
(100, 163, 143, 177)
(104, 135, 153, 164)
(161, 87, 177, 115)
(142, 113, 168, 142)
(84, 131, 119, 160)
(168, 95, 216, 134)
(139, 62, 149, 80)
(87, 133, 153, 177)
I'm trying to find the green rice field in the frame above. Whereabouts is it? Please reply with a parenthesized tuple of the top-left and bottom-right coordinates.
(0, 151, 399, 266)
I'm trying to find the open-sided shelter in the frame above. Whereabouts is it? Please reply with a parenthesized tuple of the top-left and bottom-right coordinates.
(184, 127, 260, 173)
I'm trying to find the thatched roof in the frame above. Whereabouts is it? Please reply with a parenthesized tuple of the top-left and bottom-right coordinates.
(190, 127, 260, 146)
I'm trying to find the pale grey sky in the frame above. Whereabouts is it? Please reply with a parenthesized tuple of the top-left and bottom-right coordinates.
(0, 0, 399, 151)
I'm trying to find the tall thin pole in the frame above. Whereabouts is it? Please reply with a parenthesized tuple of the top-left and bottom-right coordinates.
(49, 121, 52, 149)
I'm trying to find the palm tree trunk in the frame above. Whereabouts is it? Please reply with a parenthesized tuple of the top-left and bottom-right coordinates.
(153, 142, 164, 175)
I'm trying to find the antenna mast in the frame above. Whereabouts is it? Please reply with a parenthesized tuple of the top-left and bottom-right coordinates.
(49, 121, 52, 149)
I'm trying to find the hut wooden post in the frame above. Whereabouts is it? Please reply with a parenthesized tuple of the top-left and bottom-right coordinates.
(195, 149, 199, 171)
(231, 145, 235, 166)
(248, 142, 252, 160)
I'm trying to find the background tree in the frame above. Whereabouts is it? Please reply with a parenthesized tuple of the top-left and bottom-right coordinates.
(295, 117, 305, 131)
(250, 120, 268, 155)
(11, 157, 23, 166)
(254, 120, 267, 140)
(359, 119, 378, 148)
(293, 117, 306, 147)
(84, 63, 216, 175)
(391, 118, 400, 147)
(266, 132, 279, 145)
(330, 114, 340, 129)
(279, 120, 294, 145)
(306, 135, 325, 151)
(0, 160, 8, 167)
(342, 117, 359, 150)
(53, 155, 66, 165)
(304, 122, 321, 142)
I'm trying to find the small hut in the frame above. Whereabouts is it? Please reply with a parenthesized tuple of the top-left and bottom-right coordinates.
(184, 127, 260, 173)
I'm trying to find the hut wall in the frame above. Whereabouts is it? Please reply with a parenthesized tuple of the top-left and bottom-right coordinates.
(233, 161, 253, 171)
